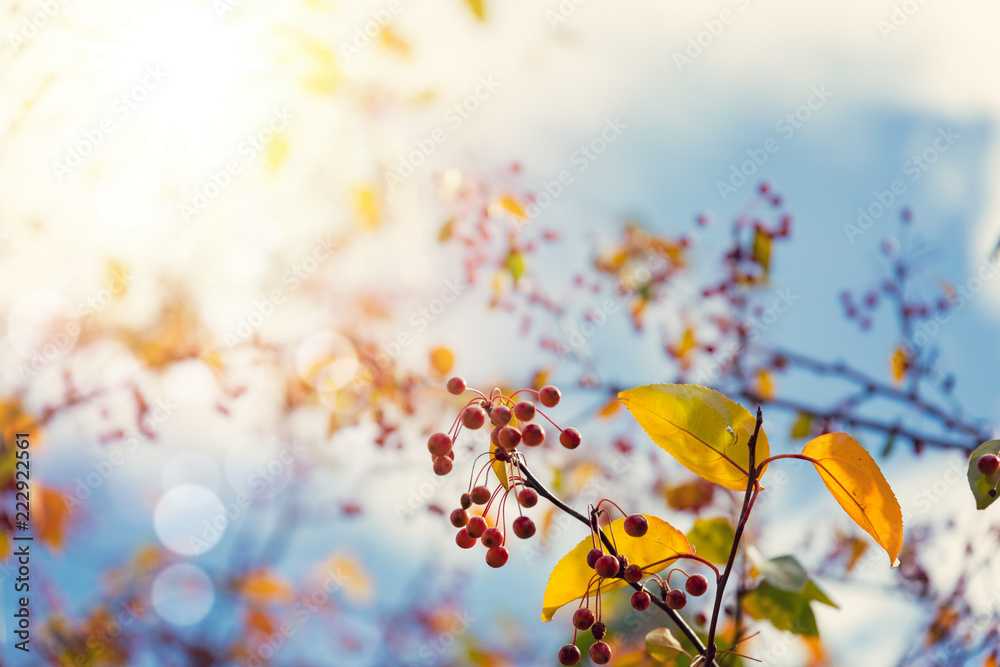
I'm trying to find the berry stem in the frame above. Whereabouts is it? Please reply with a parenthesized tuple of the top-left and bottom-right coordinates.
(516, 460, 718, 665)
(705, 407, 764, 665)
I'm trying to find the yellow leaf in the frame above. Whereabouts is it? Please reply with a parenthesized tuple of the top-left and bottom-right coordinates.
(304, 42, 340, 93)
(498, 195, 525, 220)
(465, 0, 485, 21)
(753, 227, 772, 273)
(890, 346, 908, 384)
(504, 250, 525, 281)
(378, 26, 412, 57)
(238, 571, 295, 605)
(541, 515, 691, 621)
(353, 184, 381, 229)
(490, 415, 519, 490)
(596, 397, 620, 419)
(791, 412, 813, 439)
(755, 369, 776, 401)
(0, 531, 9, 559)
(619, 384, 769, 491)
(802, 433, 903, 566)
(429, 347, 454, 375)
(325, 553, 373, 605)
(107, 260, 129, 297)
(267, 135, 288, 170)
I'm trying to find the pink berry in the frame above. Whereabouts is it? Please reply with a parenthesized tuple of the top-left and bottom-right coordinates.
(595, 555, 620, 578)
(557, 645, 581, 666)
(427, 432, 452, 457)
(498, 425, 522, 449)
(518, 488, 538, 508)
(512, 516, 535, 539)
(450, 509, 468, 527)
(491, 404, 512, 427)
(470, 486, 491, 505)
(447, 377, 466, 395)
(686, 574, 708, 597)
(589, 641, 612, 664)
(461, 405, 487, 430)
(513, 401, 536, 422)
(481, 527, 504, 549)
(559, 428, 581, 449)
(456, 528, 476, 549)
(466, 516, 487, 538)
(586, 548, 603, 569)
(521, 423, 545, 446)
(666, 589, 687, 610)
(486, 546, 509, 568)
(572, 607, 595, 630)
(539, 385, 561, 407)
(978, 454, 1000, 476)
(623, 514, 648, 538)
(432, 456, 452, 476)
(630, 590, 651, 611)
(623, 564, 643, 583)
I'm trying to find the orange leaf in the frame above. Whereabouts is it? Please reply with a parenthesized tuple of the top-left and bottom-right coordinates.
(246, 609, 276, 638)
(34, 486, 70, 551)
(498, 195, 526, 220)
(238, 571, 294, 605)
(429, 347, 454, 375)
(595, 397, 620, 418)
(890, 346, 908, 384)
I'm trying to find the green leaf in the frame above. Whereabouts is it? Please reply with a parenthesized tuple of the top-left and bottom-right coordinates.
(968, 439, 1000, 510)
(755, 554, 808, 594)
(802, 580, 838, 608)
(645, 627, 684, 662)
(618, 384, 770, 491)
(686, 518, 735, 565)
(741, 582, 819, 637)
(791, 412, 812, 439)
(505, 250, 525, 281)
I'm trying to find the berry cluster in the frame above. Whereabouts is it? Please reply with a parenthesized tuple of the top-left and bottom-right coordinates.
(428, 378, 583, 569)
(556, 503, 711, 665)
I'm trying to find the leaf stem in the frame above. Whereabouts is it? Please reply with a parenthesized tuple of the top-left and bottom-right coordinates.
(705, 406, 763, 664)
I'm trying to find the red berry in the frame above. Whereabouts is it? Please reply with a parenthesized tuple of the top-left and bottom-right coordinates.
(481, 527, 504, 549)
(595, 555, 620, 578)
(623, 514, 648, 538)
(460, 493, 472, 510)
(591, 622, 606, 640)
(572, 607, 595, 630)
(539, 385, 561, 407)
(694, 612, 707, 626)
(623, 564, 643, 583)
(557, 645, 581, 665)
(666, 589, 687, 610)
(486, 546, 509, 568)
(456, 528, 477, 549)
(432, 456, 453, 476)
(590, 640, 612, 664)
(498, 425, 522, 449)
(461, 405, 487, 430)
(493, 447, 511, 462)
(513, 401, 536, 421)
(466, 516, 487, 538)
(685, 574, 708, 597)
(427, 432, 452, 457)
(490, 426, 501, 447)
(512, 516, 535, 539)
(521, 423, 545, 446)
(450, 509, 469, 527)
(491, 404, 512, 427)
(447, 377, 466, 395)
(630, 590, 651, 611)
(559, 428, 581, 449)
(470, 486, 491, 505)
(978, 454, 1000, 476)
(518, 488, 538, 508)
(586, 548, 603, 569)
